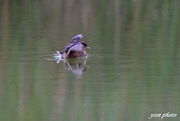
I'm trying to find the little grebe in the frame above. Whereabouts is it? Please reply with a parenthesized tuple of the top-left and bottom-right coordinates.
(60, 34, 90, 58)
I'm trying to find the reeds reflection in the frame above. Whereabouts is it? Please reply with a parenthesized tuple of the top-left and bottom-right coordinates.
(0, 0, 180, 121)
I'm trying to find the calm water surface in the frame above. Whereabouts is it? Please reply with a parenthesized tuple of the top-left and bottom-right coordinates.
(0, 0, 180, 121)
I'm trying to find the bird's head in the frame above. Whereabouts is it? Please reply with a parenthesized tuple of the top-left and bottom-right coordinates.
(81, 41, 91, 49)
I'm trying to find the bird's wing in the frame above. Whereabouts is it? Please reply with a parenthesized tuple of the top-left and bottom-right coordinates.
(63, 35, 81, 50)
(67, 44, 83, 54)
(62, 34, 83, 52)
(63, 43, 76, 50)
(69, 37, 80, 43)
(69, 34, 81, 43)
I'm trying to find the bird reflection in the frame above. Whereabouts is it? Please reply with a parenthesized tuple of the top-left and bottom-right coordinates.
(47, 55, 88, 78)
(63, 58, 87, 78)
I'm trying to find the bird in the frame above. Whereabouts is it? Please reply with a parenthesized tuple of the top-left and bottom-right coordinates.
(59, 34, 90, 58)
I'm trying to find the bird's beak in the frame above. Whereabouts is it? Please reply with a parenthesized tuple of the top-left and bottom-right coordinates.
(86, 46, 91, 49)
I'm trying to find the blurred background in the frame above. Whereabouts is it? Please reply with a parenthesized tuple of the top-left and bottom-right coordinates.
(0, 0, 180, 121)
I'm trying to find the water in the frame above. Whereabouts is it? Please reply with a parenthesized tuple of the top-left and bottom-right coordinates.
(0, 0, 180, 121)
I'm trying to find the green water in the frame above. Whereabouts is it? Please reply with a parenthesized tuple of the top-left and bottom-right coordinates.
(0, 0, 180, 121)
